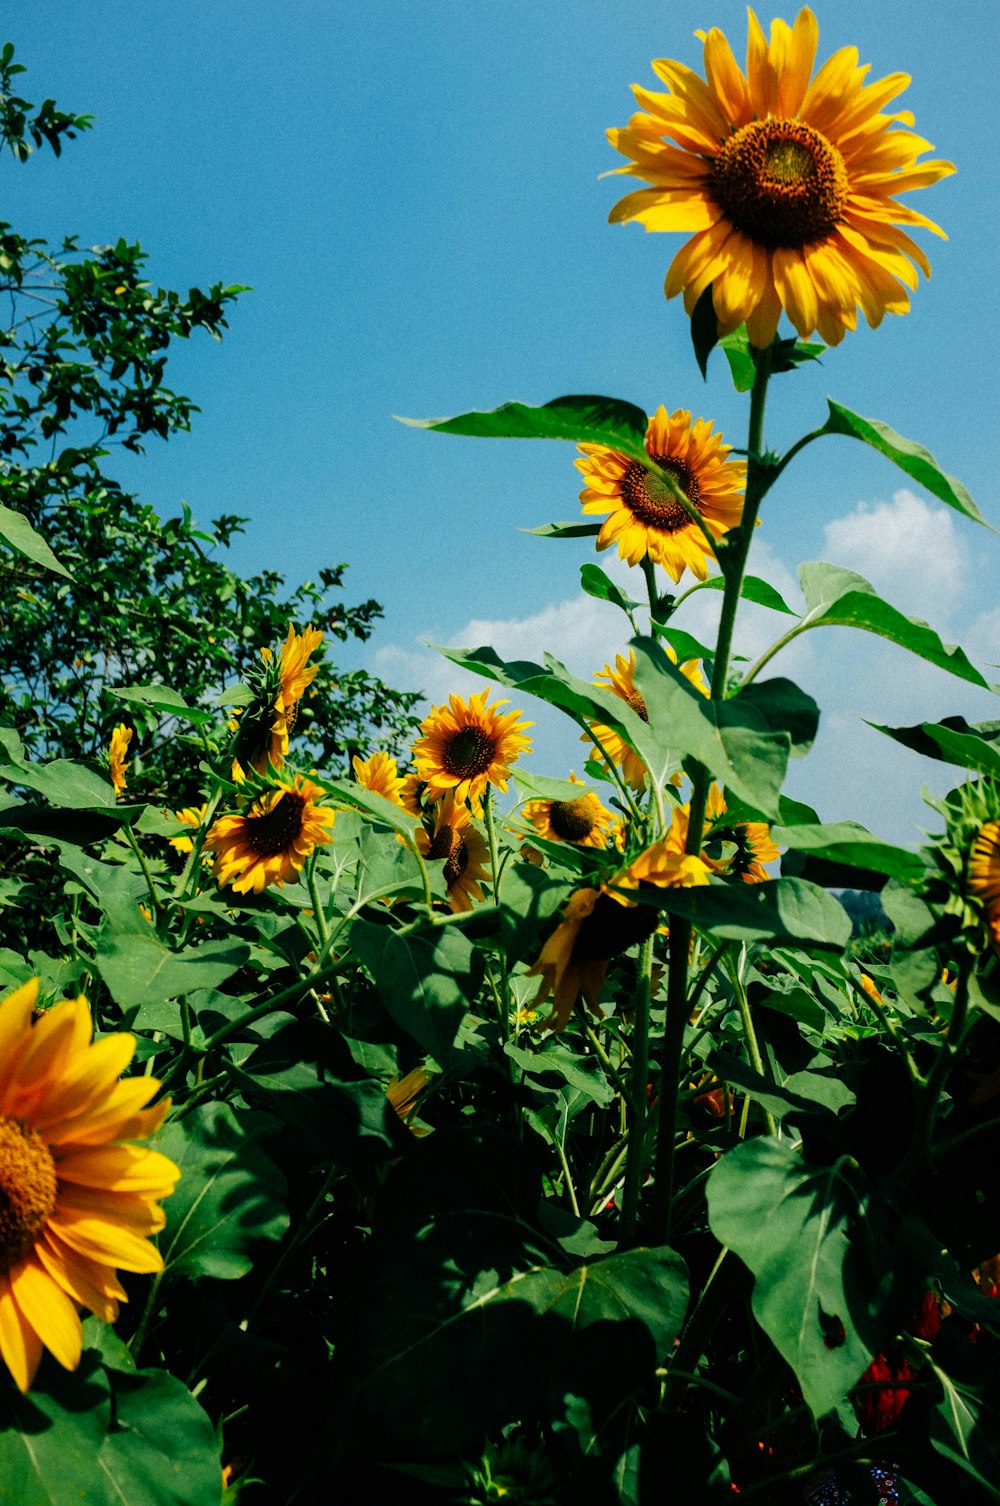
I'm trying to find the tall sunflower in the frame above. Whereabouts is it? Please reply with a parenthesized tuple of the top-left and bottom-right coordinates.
(0, 979, 179, 1392)
(577, 407, 745, 582)
(701, 783, 780, 883)
(527, 822, 710, 1032)
(412, 688, 532, 815)
(108, 724, 132, 797)
(415, 793, 491, 913)
(204, 773, 335, 894)
(606, 7, 954, 346)
(585, 647, 708, 792)
(522, 774, 615, 850)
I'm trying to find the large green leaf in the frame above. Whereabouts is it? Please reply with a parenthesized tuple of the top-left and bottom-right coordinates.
(0, 756, 119, 809)
(350, 919, 483, 1067)
(580, 562, 641, 619)
(96, 1368, 221, 1506)
(397, 394, 650, 465)
(154, 1102, 289, 1280)
(819, 400, 991, 529)
(929, 1362, 1000, 1499)
(707, 1139, 892, 1418)
(0, 500, 73, 578)
(94, 930, 250, 1009)
(871, 718, 1000, 779)
(796, 562, 987, 687)
(772, 821, 926, 881)
(692, 571, 798, 616)
(109, 684, 213, 727)
(623, 876, 851, 950)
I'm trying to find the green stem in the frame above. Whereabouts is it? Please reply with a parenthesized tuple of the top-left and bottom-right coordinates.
(738, 621, 808, 687)
(727, 948, 778, 1137)
(305, 853, 330, 949)
(898, 958, 973, 1180)
(620, 933, 654, 1241)
(124, 825, 162, 921)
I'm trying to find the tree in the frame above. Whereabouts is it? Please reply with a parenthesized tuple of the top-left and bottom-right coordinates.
(0, 42, 421, 803)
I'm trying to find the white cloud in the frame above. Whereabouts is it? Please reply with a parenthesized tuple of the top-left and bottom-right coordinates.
(965, 605, 1000, 674)
(821, 488, 966, 621)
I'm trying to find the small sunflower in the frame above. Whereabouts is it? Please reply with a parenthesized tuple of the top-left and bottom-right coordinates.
(522, 774, 615, 850)
(415, 793, 491, 913)
(412, 689, 532, 814)
(108, 724, 132, 797)
(606, 7, 954, 347)
(204, 774, 335, 894)
(577, 407, 746, 582)
(527, 825, 710, 1032)
(353, 750, 406, 808)
(701, 783, 780, 883)
(233, 624, 324, 775)
(167, 804, 208, 854)
(585, 647, 708, 791)
(0, 978, 179, 1392)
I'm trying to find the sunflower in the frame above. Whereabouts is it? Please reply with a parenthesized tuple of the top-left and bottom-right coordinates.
(204, 774, 335, 894)
(233, 623, 324, 775)
(701, 783, 780, 883)
(415, 793, 491, 913)
(527, 825, 710, 1032)
(167, 804, 208, 854)
(606, 7, 954, 347)
(353, 750, 406, 808)
(108, 724, 132, 797)
(412, 689, 532, 815)
(968, 821, 1000, 953)
(522, 774, 615, 850)
(577, 407, 745, 582)
(0, 978, 179, 1392)
(584, 647, 708, 791)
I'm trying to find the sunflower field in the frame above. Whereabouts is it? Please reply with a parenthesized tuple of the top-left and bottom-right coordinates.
(2, 12, 999, 1505)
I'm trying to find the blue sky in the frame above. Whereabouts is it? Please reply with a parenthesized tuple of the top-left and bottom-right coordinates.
(8, 1, 999, 843)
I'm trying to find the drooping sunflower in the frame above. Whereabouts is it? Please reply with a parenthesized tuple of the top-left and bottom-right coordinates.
(0, 978, 179, 1392)
(606, 7, 954, 347)
(527, 825, 710, 1032)
(353, 750, 406, 808)
(701, 783, 780, 883)
(108, 724, 132, 797)
(577, 407, 746, 582)
(522, 774, 615, 850)
(584, 647, 708, 792)
(233, 623, 324, 775)
(204, 773, 335, 894)
(968, 821, 1000, 953)
(412, 689, 532, 815)
(415, 793, 491, 913)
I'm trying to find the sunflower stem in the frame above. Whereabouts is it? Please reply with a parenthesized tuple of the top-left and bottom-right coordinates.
(305, 853, 330, 949)
(620, 932, 654, 1242)
(726, 945, 778, 1137)
(898, 956, 974, 1181)
(124, 824, 162, 921)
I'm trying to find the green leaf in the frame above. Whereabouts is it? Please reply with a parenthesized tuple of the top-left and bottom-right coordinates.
(707, 1140, 876, 1418)
(522, 520, 602, 539)
(94, 931, 250, 1009)
(797, 562, 988, 687)
(732, 677, 819, 757)
(0, 500, 73, 578)
(350, 920, 483, 1067)
(0, 756, 119, 809)
(96, 1367, 222, 1506)
(580, 563, 641, 617)
(0, 1354, 111, 1506)
(691, 285, 721, 380)
(397, 394, 650, 465)
(871, 719, 1000, 779)
(109, 684, 213, 726)
(772, 821, 926, 881)
(505, 1039, 615, 1106)
(929, 1363, 1000, 1499)
(626, 876, 851, 950)
(690, 571, 798, 616)
(718, 327, 755, 391)
(324, 775, 419, 836)
(820, 400, 992, 529)
(154, 1103, 289, 1281)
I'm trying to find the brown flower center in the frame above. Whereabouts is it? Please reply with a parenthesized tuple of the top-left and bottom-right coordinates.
(444, 727, 496, 780)
(709, 118, 849, 248)
(571, 894, 659, 963)
(246, 792, 306, 856)
(619, 455, 700, 534)
(549, 796, 598, 843)
(0, 1116, 57, 1275)
(427, 824, 469, 887)
(618, 687, 648, 722)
